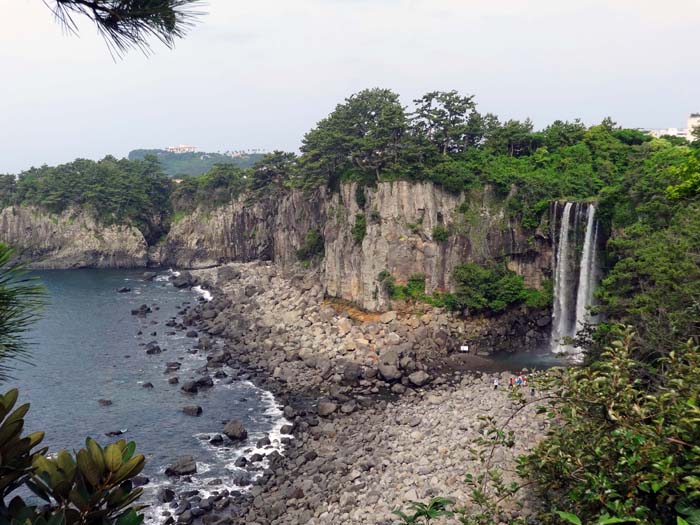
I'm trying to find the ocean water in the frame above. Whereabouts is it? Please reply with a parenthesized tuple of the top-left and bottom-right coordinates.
(9, 269, 288, 515)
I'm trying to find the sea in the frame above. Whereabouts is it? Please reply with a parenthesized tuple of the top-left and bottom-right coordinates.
(10, 269, 288, 519)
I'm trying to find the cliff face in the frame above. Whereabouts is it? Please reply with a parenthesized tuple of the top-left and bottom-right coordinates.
(323, 182, 551, 310)
(0, 206, 148, 269)
(162, 181, 552, 311)
(159, 189, 327, 268)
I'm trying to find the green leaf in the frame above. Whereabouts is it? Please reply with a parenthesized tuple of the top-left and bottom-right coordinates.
(76, 449, 100, 487)
(105, 443, 123, 472)
(555, 511, 582, 525)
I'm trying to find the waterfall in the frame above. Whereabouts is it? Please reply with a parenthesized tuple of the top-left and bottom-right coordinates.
(550, 202, 601, 357)
(551, 202, 574, 353)
(574, 204, 597, 326)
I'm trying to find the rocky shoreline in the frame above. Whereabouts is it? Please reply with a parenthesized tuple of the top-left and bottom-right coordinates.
(148, 262, 551, 525)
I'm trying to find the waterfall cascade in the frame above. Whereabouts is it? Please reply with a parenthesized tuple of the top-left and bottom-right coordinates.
(550, 201, 601, 357)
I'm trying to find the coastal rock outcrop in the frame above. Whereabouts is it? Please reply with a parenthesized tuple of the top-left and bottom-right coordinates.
(0, 206, 148, 268)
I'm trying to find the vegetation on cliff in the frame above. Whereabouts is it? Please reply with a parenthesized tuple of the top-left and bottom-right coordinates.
(0, 156, 172, 243)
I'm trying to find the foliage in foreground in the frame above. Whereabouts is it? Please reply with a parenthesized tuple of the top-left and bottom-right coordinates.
(522, 328, 700, 525)
(0, 244, 45, 382)
(393, 328, 700, 525)
(0, 388, 147, 525)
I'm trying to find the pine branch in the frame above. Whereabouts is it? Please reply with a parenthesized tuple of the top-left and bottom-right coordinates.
(44, 0, 205, 56)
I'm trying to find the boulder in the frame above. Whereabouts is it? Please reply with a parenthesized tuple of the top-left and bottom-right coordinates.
(378, 364, 402, 382)
(131, 304, 151, 317)
(317, 401, 337, 417)
(116, 287, 131, 293)
(145, 341, 162, 354)
(337, 318, 352, 336)
(380, 311, 397, 324)
(165, 456, 197, 476)
(196, 376, 214, 388)
(143, 272, 157, 281)
(408, 370, 431, 387)
(171, 272, 194, 288)
(183, 405, 203, 416)
(217, 266, 241, 281)
(223, 420, 248, 441)
(157, 487, 176, 503)
(181, 381, 198, 394)
(209, 434, 224, 445)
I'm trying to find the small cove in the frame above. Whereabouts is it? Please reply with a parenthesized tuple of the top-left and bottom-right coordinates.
(11, 269, 288, 519)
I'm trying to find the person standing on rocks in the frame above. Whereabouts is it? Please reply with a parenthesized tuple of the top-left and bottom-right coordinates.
(508, 377, 514, 389)
(493, 377, 499, 390)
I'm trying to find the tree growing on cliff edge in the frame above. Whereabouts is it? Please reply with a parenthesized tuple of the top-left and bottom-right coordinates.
(300, 88, 407, 182)
(45, 0, 204, 54)
(411, 90, 479, 156)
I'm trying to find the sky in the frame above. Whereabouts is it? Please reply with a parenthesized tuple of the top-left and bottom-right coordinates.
(1, 0, 699, 173)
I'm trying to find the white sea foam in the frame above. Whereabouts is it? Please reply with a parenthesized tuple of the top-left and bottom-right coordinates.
(192, 285, 213, 302)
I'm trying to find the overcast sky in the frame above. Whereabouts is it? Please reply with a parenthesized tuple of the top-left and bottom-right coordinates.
(1, 0, 698, 173)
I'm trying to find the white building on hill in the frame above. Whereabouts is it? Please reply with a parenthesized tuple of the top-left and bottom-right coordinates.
(165, 144, 197, 153)
(647, 113, 699, 141)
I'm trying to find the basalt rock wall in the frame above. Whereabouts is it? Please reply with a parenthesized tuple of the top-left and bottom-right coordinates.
(162, 181, 553, 311)
(323, 181, 552, 311)
(0, 206, 148, 268)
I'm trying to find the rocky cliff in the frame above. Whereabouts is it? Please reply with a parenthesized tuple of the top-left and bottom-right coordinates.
(0, 181, 553, 311)
(0, 206, 148, 268)
(159, 181, 552, 311)
(158, 189, 327, 268)
(323, 181, 551, 311)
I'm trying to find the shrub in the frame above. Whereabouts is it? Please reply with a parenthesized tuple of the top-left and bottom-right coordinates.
(296, 229, 324, 260)
(378, 269, 395, 296)
(522, 328, 700, 525)
(406, 221, 422, 234)
(432, 225, 449, 242)
(355, 185, 367, 209)
(452, 262, 544, 314)
(352, 214, 367, 243)
(0, 388, 147, 525)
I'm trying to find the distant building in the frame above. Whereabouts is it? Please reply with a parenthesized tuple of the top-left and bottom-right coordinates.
(165, 144, 197, 153)
(647, 113, 699, 141)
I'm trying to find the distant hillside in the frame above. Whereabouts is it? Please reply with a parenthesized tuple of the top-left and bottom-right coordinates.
(128, 149, 267, 177)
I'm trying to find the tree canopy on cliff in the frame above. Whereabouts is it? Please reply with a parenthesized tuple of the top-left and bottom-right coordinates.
(6, 156, 172, 242)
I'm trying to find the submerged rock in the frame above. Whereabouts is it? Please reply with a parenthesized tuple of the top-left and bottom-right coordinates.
(223, 420, 247, 441)
(165, 456, 197, 476)
(183, 405, 203, 416)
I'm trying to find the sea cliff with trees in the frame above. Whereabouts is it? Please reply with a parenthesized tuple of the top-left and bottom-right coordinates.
(1, 86, 699, 525)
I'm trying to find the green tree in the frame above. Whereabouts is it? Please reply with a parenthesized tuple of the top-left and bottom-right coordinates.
(300, 88, 408, 181)
(411, 90, 477, 155)
(541, 119, 586, 150)
(249, 151, 297, 192)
